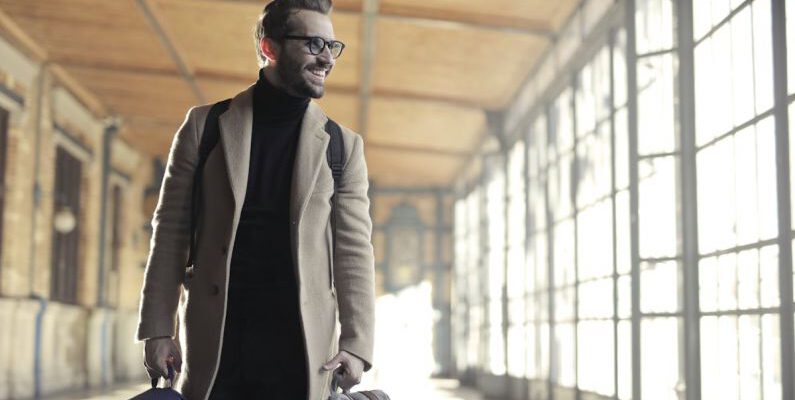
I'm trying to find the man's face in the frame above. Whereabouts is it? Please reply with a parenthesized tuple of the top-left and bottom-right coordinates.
(273, 10, 336, 98)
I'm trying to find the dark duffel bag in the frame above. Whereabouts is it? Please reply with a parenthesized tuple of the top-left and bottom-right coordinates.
(328, 371, 391, 400)
(129, 366, 184, 400)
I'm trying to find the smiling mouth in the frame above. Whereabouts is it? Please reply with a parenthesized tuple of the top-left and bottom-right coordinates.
(307, 67, 328, 82)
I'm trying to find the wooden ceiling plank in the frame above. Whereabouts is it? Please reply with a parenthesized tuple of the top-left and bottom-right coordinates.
(376, 6, 554, 37)
(357, 0, 378, 138)
(136, 0, 206, 103)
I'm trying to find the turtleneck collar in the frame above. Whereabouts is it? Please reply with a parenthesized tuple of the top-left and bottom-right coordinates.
(253, 68, 310, 121)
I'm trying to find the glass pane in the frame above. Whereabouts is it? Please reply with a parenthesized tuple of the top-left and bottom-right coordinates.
(692, 0, 712, 41)
(549, 154, 574, 220)
(697, 136, 737, 254)
(576, 123, 612, 207)
(730, 6, 755, 127)
(700, 256, 719, 313)
(550, 89, 574, 154)
(641, 261, 680, 313)
(752, 0, 774, 114)
(618, 275, 632, 319)
(638, 156, 678, 258)
(695, 25, 732, 145)
(553, 219, 576, 287)
(701, 316, 740, 400)
(577, 46, 611, 138)
(759, 245, 779, 308)
(577, 199, 614, 280)
(468, 304, 482, 367)
(579, 278, 614, 319)
(735, 126, 760, 246)
(637, 53, 677, 154)
(615, 107, 630, 190)
(508, 245, 525, 301)
(539, 321, 550, 379)
(578, 320, 615, 396)
(618, 320, 632, 400)
(788, 0, 795, 96)
(577, 62, 598, 138)
(554, 286, 576, 322)
(533, 115, 548, 173)
(616, 190, 632, 275)
(737, 248, 760, 309)
(791, 103, 795, 228)
(535, 232, 548, 291)
(614, 29, 628, 108)
(717, 253, 738, 310)
(738, 315, 762, 400)
(488, 319, 505, 375)
(554, 322, 576, 387)
(508, 289, 524, 323)
(525, 323, 537, 378)
(641, 317, 681, 400)
(761, 314, 781, 399)
(635, 0, 675, 54)
(755, 117, 778, 241)
(487, 166, 505, 302)
(507, 325, 525, 377)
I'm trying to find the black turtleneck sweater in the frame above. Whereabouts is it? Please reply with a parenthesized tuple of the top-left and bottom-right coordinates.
(227, 69, 310, 302)
(210, 70, 310, 397)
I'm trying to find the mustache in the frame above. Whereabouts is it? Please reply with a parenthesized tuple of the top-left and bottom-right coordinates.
(309, 62, 332, 71)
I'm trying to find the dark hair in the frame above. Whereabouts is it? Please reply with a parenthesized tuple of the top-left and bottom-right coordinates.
(254, 0, 333, 67)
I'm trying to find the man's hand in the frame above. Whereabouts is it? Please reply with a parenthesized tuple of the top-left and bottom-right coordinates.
(322, 350, 364, 393)
(143, 337, 182, 381)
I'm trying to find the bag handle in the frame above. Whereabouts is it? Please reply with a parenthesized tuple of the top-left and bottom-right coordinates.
(150, 364, 175, 389)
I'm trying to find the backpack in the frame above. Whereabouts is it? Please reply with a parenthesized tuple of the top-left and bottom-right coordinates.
(183, 99, 345, 283)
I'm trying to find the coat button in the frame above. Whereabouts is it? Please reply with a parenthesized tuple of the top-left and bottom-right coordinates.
(221, 245, 228, 255)
(211, 284, 220, 295)
(291, 220, 296, 225)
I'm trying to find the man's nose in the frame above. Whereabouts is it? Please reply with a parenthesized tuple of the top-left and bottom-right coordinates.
(317, 45, 334, 66)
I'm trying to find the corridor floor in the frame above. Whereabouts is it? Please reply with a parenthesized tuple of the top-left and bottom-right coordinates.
(43, 378, 485, 400)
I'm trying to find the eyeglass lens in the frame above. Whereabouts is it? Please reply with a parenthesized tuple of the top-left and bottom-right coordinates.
(309, 37, 343, 58)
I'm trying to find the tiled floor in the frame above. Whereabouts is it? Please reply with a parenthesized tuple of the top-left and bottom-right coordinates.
(43, 378, 484, 400)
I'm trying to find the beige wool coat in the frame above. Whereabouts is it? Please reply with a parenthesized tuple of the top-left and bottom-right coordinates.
(136, 83, 375, 400)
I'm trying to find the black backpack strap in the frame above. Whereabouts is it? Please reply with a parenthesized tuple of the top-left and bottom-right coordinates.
(325, 118, 345, 288)
(184, 99, 231, 283)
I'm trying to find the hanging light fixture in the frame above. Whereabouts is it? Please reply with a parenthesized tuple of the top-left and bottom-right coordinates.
(53, 205, 76, 234)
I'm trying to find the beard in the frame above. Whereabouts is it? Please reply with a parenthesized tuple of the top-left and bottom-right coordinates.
(276, 51, 329, 99)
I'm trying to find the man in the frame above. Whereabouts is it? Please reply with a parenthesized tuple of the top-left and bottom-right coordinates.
(135, 1, 375, 398)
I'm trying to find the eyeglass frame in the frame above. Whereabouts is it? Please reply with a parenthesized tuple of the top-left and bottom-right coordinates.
(281, 35, 346, 59)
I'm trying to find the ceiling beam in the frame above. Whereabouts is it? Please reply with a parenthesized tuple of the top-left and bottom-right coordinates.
(52, 61, 494, 110)
(136, 0, 206, 104)
(365, 142, 470, 157)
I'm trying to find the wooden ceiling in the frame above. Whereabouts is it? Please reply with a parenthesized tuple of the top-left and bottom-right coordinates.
(0, 0, 579, 187)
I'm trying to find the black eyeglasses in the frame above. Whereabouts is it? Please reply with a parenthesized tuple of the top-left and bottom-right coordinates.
(282, 35, 345, 59)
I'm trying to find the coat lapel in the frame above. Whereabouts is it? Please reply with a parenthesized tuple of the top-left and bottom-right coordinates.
(219, 84, 255, 209)
(290, 101, 329, 224)
(219, 83, 329, 223)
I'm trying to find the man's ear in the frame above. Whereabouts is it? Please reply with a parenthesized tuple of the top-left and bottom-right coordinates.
(260, 37, 279, 63)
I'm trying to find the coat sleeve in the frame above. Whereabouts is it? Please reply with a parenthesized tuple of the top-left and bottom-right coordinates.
(136, 107, 199, 341)
(333, 133, 376, 371)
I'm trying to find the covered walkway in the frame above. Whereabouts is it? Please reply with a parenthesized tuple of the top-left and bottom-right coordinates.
(1, 0, 795, 399)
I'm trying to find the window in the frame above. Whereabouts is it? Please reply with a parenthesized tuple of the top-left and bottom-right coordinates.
(695, 1, 782, 398)
(485, 156, 506, 375)
(506, 141, 526, 377)
(50, 147, 82, 304)
(106, 183, 123, 307)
